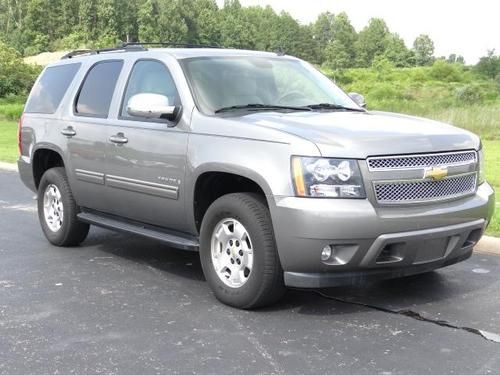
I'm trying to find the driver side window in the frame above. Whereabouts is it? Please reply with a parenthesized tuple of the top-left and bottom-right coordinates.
(121, 60, 180, 118)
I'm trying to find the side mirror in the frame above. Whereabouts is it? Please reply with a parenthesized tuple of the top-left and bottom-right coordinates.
(127, 93, 180, 122)
(348, 92, 366, 108)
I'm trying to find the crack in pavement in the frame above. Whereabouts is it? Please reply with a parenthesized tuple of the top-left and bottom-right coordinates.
(309, 290, 500, 344)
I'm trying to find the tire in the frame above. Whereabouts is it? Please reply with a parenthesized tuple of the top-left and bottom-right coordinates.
(37, 167, 89, 246)
(200, 193, 285, 309)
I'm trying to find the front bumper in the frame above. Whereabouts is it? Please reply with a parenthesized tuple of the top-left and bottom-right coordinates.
(271, 182, 495, 288)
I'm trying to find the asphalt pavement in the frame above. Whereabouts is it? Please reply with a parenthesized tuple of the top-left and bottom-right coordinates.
(1, 167, 499, 375)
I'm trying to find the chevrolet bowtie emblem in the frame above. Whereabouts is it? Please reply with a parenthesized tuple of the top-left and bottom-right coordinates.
(424, 166, 448, 181)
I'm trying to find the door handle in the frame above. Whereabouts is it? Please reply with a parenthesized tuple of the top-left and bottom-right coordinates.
(109, 133, 128, 144)
(61, 126, 76, 137)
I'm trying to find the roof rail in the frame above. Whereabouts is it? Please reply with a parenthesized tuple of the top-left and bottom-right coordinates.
(61, 44, 147, 60)
(60, 49, 94, 59)
(61, 41, 221, 60)
(122, 42, 221, 49)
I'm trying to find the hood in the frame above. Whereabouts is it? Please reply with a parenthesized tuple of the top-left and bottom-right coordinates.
(237, 110, 480, 158)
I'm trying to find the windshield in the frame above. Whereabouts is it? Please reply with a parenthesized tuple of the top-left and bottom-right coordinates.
(180, 56, 361, 115)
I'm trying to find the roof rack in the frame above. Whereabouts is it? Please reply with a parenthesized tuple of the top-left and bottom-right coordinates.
(121, 42, 221, 49)
(61, 44, 146, 59)
(61, 42, 221, 60)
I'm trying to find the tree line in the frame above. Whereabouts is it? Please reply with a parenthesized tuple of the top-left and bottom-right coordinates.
(0, 0, 463, 68)
(1, 0, 499, 89)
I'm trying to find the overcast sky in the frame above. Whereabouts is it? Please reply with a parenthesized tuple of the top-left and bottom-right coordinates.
(216, 0, 499, 64)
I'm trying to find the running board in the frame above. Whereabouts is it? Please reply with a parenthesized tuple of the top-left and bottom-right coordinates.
(77, 211, 199, 251)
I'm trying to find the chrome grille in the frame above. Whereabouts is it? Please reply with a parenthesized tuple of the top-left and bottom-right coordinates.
(374, 173, 477, 204)
(368, 151, 477, 170)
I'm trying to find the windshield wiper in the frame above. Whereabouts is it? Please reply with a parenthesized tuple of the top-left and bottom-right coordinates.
(304, 103, 366, 112)
(214, 103, 312, 114)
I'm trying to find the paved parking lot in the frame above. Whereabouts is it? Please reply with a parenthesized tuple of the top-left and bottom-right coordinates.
(1, 168, 499, 374)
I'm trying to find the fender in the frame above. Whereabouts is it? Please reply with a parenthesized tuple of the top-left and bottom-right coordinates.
(185, 162, 275, 234)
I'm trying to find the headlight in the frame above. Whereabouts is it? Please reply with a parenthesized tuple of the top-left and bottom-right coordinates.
(478, 148, 486, 185)
(292, 157, 366, 198)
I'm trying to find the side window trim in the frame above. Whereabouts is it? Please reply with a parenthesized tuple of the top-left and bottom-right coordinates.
(118, 58, 181, 125)
(73, 59, 124, 119)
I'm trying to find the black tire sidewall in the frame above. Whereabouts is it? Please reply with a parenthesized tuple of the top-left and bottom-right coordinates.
(37, 167, 85, 246)
(200, 193, 280, 308)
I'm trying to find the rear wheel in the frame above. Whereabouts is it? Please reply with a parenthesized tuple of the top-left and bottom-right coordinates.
(200, 193, 285, 309)
(37, 167, 89, 246)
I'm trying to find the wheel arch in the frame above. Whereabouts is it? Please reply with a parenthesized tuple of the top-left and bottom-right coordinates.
(188, 163, 275, 233)
(31, 144, 67, 189)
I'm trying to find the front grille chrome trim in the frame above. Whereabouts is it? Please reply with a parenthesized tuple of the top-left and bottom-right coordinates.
(373, 172, 477, 205)
(367, 150, 477, 171)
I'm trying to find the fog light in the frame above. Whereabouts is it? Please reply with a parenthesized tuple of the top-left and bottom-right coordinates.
(321, 245, 332, 261)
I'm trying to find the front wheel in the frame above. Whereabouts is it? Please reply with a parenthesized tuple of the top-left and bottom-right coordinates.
(37, 167, 89, 246)
(199, 193, 285, 309)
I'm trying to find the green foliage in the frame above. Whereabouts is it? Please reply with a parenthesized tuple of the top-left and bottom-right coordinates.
(475, 50, 500, 79)
(0, 0, 498, 104)
(447, 54, 465, 64)
(0, 95, 26, 120)
(354, 18, 389, 67)
(371, 56, 394, 78)
(138, 0, 188, 43)
(324, 40, 352, 70)
(429, 60, 463, 82)
(0, 41, 39, 98)
(383, 33, 414, 67)
(482, 140, 500, 237)
(0, 102, 23, 120)
(455, 85, 484, 104)
(0, 0, 437, 70)
(324, 63, 500, 139)
(413, 34, 435, 66)
(0, 120, 19, 163)
(312, 11, 335, 59)
(322, 12, 357, 69)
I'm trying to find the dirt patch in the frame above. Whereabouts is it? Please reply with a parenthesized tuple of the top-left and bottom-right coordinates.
(24, 51, 69, 66)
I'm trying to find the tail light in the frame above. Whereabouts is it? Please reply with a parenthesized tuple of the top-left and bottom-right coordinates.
(18, 114, 24, 156)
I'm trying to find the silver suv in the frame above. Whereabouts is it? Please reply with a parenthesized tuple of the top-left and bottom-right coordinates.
(18, 44, 495, 308)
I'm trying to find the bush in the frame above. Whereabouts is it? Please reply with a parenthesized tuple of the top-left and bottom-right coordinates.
(429, 60, 463, 82)
(409, 67, 429, 82)
(0, 103, 24, 120)
(455, 85, 484, 104)
(51, 31, 89, 51)
(367, 83, 406, 100)
(371, 57, 395, 80)
(475, 51, 500, 79)
(0, 41, 39, 98)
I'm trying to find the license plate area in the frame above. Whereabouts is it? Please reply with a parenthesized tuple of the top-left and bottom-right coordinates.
(413, 237, 449, 264)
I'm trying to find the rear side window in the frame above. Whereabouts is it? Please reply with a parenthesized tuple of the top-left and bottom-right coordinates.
(25, 63, 81, 114)
(75, 60, 123, 118)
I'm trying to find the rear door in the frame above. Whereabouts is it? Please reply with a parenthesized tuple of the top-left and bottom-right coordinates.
(103, 58, 189, 231)
(65, 60, 124, 210)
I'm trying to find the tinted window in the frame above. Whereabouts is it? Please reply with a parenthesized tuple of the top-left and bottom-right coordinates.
(25, 63, 81, 114)
(76, 60, 123, 117)
(121, 60, 180, 118)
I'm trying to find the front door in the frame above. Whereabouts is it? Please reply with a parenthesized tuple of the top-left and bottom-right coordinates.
(103, 59, 188, 231)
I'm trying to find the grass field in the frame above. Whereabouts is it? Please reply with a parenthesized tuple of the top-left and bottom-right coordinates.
(0, 119, 18, 163)
(0, 96, 25, 121)
(483, 141, 500, 236)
